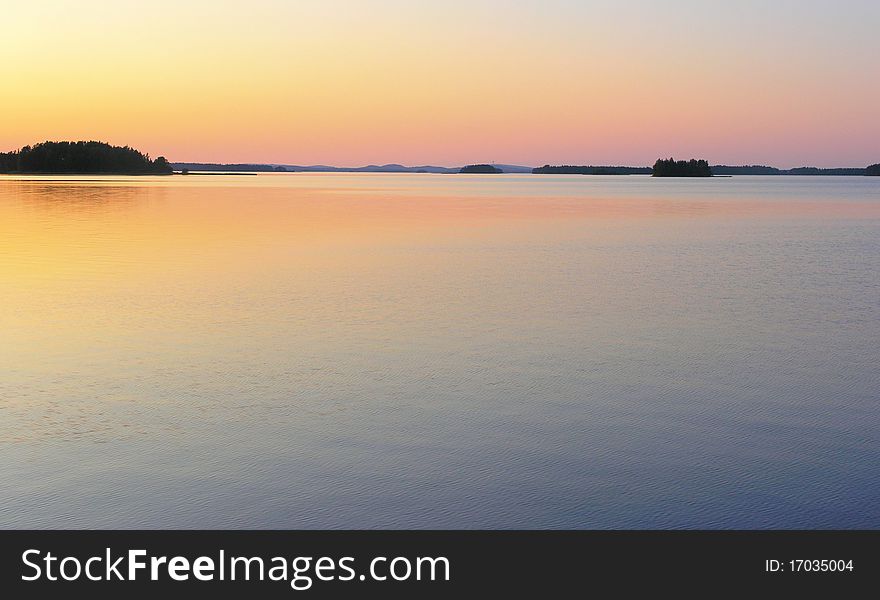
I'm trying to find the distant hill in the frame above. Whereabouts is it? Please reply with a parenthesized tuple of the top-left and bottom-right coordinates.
(652, 158, 712, 177)
(867, 164, 880, 176)
(460, 164, 502, 174)
(533, 165, 651, 175)
(171, 162, 456, 173)
(0, 141, 172, 174)
(171, 162, 534, 174)
(343, 164, 454, 173)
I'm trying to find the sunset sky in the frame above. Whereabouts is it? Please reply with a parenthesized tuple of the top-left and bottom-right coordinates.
(2, 0, 878, 167)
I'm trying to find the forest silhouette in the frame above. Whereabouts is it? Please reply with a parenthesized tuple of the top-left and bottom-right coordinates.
(0, 141, 172, 174)
(652, 158, 712, 177)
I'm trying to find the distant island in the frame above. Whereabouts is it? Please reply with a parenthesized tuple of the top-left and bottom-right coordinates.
(867, 164, 880, 176)
(0, 141, 172, 175)
(533, 165, 652, 175)
(652, 158, 712, 177)
(459, 164, 503, 174)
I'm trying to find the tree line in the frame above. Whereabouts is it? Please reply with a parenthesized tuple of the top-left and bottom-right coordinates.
(0, 141, 172, 174)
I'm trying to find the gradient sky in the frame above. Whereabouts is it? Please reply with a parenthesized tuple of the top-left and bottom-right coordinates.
(2, 0, 878, 167)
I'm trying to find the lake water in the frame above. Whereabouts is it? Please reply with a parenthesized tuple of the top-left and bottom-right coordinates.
(1, 173, 878, 529)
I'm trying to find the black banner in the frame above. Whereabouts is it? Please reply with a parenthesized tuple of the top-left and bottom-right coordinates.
(1, 531, 875, 597)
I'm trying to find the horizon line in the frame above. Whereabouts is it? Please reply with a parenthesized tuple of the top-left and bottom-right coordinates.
(168, 160, 878, 170)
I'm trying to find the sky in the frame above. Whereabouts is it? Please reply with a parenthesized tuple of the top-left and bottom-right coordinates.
(2, 0, 878, 167)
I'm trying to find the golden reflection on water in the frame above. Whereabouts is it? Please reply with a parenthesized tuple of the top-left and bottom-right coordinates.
(3, 174, 877, 286)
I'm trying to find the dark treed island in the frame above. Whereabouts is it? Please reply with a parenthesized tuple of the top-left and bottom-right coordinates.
(712, 165, 868, 176)
(460, 164, 502, 174)
(867, 164, 880, 176)
(0, 141, 172, 175)
(710, 165, 780, 175)
(652, 158, 712, 177)
(532, 165, 652, 175)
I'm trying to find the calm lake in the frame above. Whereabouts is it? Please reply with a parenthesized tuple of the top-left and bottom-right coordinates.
(1, 173, 878, 529)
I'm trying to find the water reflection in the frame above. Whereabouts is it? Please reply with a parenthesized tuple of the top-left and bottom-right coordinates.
(1, 174, 879, 528)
